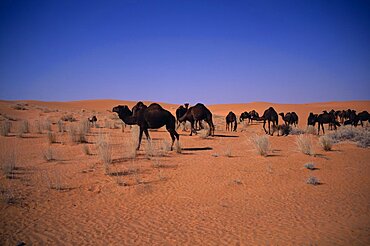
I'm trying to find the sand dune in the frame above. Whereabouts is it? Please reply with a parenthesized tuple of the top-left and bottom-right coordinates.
(0, 99, 369, 245)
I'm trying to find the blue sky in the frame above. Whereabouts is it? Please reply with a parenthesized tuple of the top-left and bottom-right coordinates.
(0, 0, 369, 104)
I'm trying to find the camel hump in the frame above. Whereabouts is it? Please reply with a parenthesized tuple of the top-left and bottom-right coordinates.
(148, 103, 164, 110)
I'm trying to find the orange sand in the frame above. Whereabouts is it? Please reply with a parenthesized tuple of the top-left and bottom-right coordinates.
(0, 99, 369, 245)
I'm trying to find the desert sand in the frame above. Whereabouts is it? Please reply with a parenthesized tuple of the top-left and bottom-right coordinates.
(0, 99, 369, 245)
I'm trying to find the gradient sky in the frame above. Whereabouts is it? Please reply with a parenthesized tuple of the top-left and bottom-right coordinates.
(1, 0, 369, 104)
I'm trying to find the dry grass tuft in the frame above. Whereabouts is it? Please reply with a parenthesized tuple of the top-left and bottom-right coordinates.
(47, 131, 57, 144)
(306, 176, 320, 185)
(319, 135, 333, 151)
(175, 140, 182, 154)
(96, 132, 112, 174)
(69, 121, 90, 144)
(82, 144, 91, 155)
(0, 120, 11, 136)
(1, 146, 16, 179)
(296, 134, 314, 155)
(34, 120, 42, 134)
(250, 134, 270, 156)
(17, 120, 29, 137)
(304, 162, 316, 170)
(305, 125, 317, 135)
(43, 146, 55, 162)
(57, 120, 65, 133)
(327, 126, 370, 148)
(198, 129, 210, 139)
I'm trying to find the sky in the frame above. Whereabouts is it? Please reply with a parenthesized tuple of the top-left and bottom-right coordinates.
(0, 0, 369, 104)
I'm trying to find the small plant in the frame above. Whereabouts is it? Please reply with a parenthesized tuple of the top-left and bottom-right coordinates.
(69, 122, 89, 144)
(61, 114, 76, 122)
(57, 120, 65, 133)
(198, 129, 210, 139)
(305, 125, 317, 135)
(328, 126, 370, 148)
(42, 146, 55, 162)
(43, 170, 64, 191)
(304, 162, 316, 170)
(34, 120, 43, 134)
(306, 176, 320, 185)
(250, 134, 270, 156)
(82, 144, 91, 155)
(0, 120, 11, 136)
(224, 146, 232, 157)
(1, 149, 16, 179)
(296, 134, 314, 155)
(290, 127, 305, 135)
(96, 133, 112, 174)
(175, 140, 182, 154)
(43, 119, 52, 132)
(319, 135, 333, 151)
(47, 131, 57, 144)
(1, 184, 17, 204)
(12, 103, 27, 110)
(17, 120, 29, 137)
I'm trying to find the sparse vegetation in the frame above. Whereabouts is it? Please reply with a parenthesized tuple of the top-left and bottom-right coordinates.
(57, 120, 65, 133)
(47, 131, 57, 144)
(34, 120, 43, 134)
(82, 144, 91, 155)
(306, 176, 320, 185)
(224, 146, 232, 157)
(175, 140, 182, 154)
(290, 127, 305, 135)
(0, 120, 11, 136)
(296, 134, 314, 155)
(305, 125, 317, 135)
(1, 148, 16, 179)
(304, 162, 316, 170)
(250, 134, 270, 156)
(43, 170, 64, 191)
(43, 146, 55, 162)
(12, 103, 28, 110)
(61, 114, 76, 122)
(96, 133, 112, 174)
(198, 129, 210, 139)
(43, 120, 52, 132)
(327, 126, 370, 148)
(18, 120, 30, 137)
(69, 121, 89, 144)
(319, 135, 333, 151)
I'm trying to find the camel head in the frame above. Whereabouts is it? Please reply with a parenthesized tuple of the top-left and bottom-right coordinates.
(279, 112, 284, 117)
(112, 105, 132, 117)
(184, 103, 189, 109)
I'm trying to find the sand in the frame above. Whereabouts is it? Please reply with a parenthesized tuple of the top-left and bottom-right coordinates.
(0, 99, 369, 245)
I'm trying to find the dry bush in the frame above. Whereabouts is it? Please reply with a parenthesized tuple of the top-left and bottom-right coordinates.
(126, 126, 139, 159)
(306, 176, 320, 185)
(47, 131, 57, 144)
(11, 103, 27, 110)
(0, 120, 11, 136)
(319, 135, 333, 151)
(42, 146, 55, 162)
(296, 134, 314, 155)
(198, 129, 210, 139)
(61, 114, 76, 122)
(305, 125, 317, 135)
(175, 140, 182, 154)
(96, 132, 112, 174)
(250, 134, 270, 156)
(1, 147, 16, 179)
(224, 146, 232, 157)
(304, 162, 316, 170)
(34, 120, 43, 134)
(57, 120, 65, 133)
(0, 183, 18, 204)
(42, 170, 64, 191)
(43, 120, 52, 132)
(18, 120, 29, 137)
(290, 127, 306, 135)
(327, 126, 370, 148)
(82, 144, 91, 155)
(69, 121, 89, 144)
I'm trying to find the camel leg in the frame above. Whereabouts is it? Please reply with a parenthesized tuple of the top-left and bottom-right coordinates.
(144, 129, 150, 140)
(226, 123, 228, 131)
(190, 120, 195, 136)
(268, 121, 271, 135)
(263, 120, 267, 134)
(137, 127, 144, 150)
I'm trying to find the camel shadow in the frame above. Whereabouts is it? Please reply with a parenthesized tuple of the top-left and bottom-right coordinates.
(213, 134, 239, 138)
(182, 147, 213, 151)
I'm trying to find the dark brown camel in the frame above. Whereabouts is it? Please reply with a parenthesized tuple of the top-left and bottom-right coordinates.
(88, 116, 97, 126)
(239, 112, 250, 123)
(279, 112, 292, 126)
(226, 111, 237, 131)
(262, 107, 279, 135)
(175, 103, 189, 129)
(112, 103, 179, 150)
(249, 110, 260, 123)
(316, 111, 341, 135)
(178, 103, 215, 136)
(307, 112, 318, 126)
(356, 111, 369, 127)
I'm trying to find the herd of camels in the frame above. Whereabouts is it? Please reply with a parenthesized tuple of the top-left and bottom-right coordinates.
(111, 102, 370, 150)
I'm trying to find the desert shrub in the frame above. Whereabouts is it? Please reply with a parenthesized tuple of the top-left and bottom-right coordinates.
(0, 120, 11, 136)
(296, 134, 314, 155)
(250, 134, 270, 156)
(327, 126, 370, 148)
(11, 103, 27, 110)
(1, 148, 16, 179)
(305, 125, 317, 135)
(69, 121, 89, 143)
(198, 129, 210, 139)
(319, 135, 333, 151)
(96, 132, 112, 174)
(61, 114, 76, 122)
(43, 170, 64, 190)
(47, 131, 57, 144)
(290, 127, 306, 135)
(304, 162, 316, 170)
(42, 146, 55, 162)
(224, 146, 232, 157)
(306, 176, 320, 185)
(43, 120, 52, 132)
(57, 120, 65, 133)
(34, 120, 43, 134)
(82, 144, 91, 155)
(20, 120, 29, 134)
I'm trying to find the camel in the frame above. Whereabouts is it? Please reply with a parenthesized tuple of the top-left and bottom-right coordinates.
(262, 107, 279, 135)
(249, 110, 260, 123)
(226, 111, 237, 131)
(112, 103, 179, 150)
(279, 112, 292, 126)
(239, 112, 250, 123)
(316, 111, 341, 135)
(307, 112, 318, 126)
(175, 103, 189, 129)
(178, 103, 215, 136)
(88, 116, 97, 126)
(291, 112, 299, 126)
(356, 111, 369, 127)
